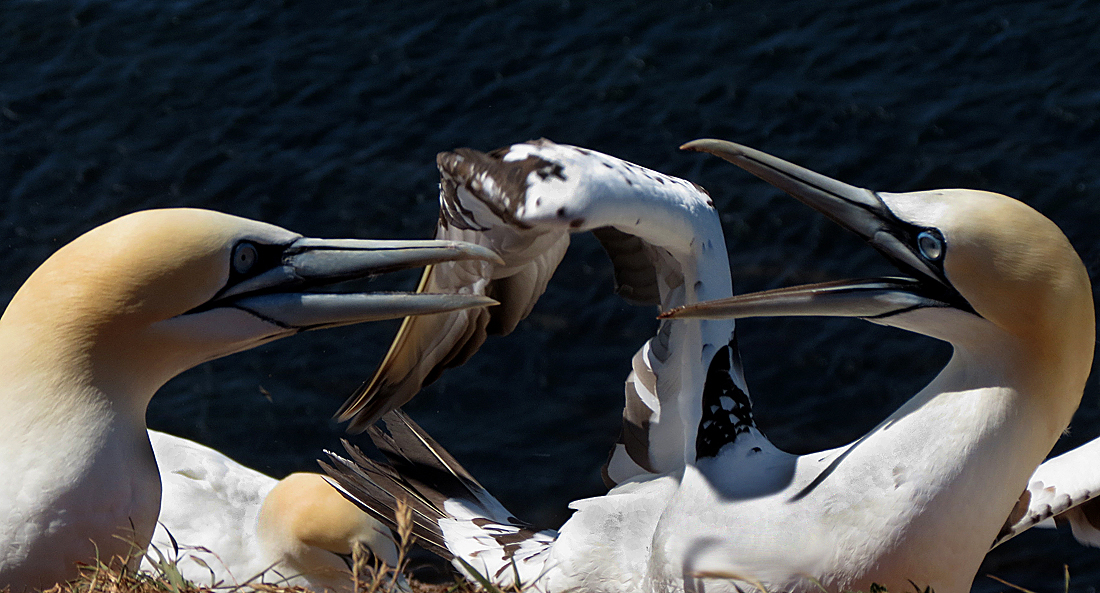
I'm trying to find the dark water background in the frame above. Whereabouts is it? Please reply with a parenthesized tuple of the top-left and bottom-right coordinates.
(3, 1, 1100, 589)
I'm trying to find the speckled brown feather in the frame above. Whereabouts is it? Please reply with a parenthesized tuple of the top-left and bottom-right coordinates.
(336, 140, 675, 432)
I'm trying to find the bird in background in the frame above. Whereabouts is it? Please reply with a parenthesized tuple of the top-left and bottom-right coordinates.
(145, 429, 401, 593)
(0, 207, 500, 591)
(324, 139, 1099, 593)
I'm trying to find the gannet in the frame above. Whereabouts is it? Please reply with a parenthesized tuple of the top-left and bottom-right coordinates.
(337, 139, 735, 485)
(325, 141, 1094, 593)
(0, 208, 499, 592)
(653, 139, 1094, 591)
(323, 139, 748, 592)
(145, 429, 398, 592)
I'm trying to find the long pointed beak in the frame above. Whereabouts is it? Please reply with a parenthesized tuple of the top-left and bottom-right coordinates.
(231, 291, 498, 330)
(206, 238, 502, 330)
(660, 277, 945, 321)
(216, 238, 503, 300)
(681, 139, 947, 289)
(671, 139, 973, 321)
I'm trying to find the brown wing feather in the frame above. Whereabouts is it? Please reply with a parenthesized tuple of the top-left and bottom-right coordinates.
(336, 146, 571, 432)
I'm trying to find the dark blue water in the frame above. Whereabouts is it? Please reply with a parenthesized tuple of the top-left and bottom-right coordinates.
(3, 1, 1099, 589)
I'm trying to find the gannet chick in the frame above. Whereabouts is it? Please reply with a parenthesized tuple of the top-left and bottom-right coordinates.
(0, 208, 498, 591)
(258, 473, 398, 591)
(657, 140, 1093, 592)
(146, 430, 397, 593)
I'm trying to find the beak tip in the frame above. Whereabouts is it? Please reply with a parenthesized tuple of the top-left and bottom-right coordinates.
(433, 294, 499, 313)
(657, 307, 682, 319)
(679, 138, 725, 153)
(679, 139, 747, 162)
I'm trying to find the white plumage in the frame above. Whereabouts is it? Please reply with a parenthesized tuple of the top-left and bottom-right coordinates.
(146, 430, 398, 592)
(996, 436, 1100, 547)
(324, 139, 1098, 593)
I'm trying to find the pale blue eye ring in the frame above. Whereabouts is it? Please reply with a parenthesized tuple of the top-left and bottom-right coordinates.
(917, 230, 944, 261)
(232, 242, 258, 274)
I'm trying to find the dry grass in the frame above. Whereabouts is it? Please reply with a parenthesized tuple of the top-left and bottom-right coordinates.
(29, 559, 476, 593)
(16, 500, 480, 593)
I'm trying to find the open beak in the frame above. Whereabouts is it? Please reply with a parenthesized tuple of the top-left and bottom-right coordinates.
(661, 140, 971, 321)
(203, 238, 503, 330)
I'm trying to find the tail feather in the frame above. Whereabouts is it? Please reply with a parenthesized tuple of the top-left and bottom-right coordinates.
(366, 412, 510, 520)
(321, 410, 557, 588)
(369, 411, 486, 492)
(321, 442, 453, 559)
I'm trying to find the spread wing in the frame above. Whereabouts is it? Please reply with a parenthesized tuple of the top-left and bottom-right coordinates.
(335, 140, 738, 485)
(335, 145, 573, 433)
(993, 436, 1100, 548)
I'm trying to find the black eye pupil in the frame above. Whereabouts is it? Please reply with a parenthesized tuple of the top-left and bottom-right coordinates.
(917, 230, 944, 261)
(233, 242, 258, 274)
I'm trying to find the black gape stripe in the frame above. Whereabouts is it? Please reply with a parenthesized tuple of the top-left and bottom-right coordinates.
(862, 303, 940, 321)
(832, 192, 973, 315)
(185, 240, 293, 314)
(227, 303, 293, 330)
(696, 344, 756, 459)
(226, 240, 286, 285)
(739, 152, 974, 314)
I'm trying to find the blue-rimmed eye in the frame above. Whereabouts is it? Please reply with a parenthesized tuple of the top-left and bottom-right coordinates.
(232, 242, 259, 274)
(917, 230, 944, 261)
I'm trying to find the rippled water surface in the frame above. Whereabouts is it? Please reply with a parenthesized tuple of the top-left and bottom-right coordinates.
(3, 1, 1100, 589)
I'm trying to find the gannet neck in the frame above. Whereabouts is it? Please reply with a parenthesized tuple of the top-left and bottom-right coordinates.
(0, 208, 276, 589)
(822, 337, 1063, 590)
(661, 140, 1095, 591)
(825, 192, 1093, 592)
(879, 189, 1094, 430)
(673, 140, 1094, 434)
(146, 432, 398, 593)
(255, 473, 397, 588)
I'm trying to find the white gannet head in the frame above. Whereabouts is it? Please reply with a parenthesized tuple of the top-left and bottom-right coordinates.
(0, 208, 499, 410)
(663, 140, 1093, 412)
(256, 472, 398, 591)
